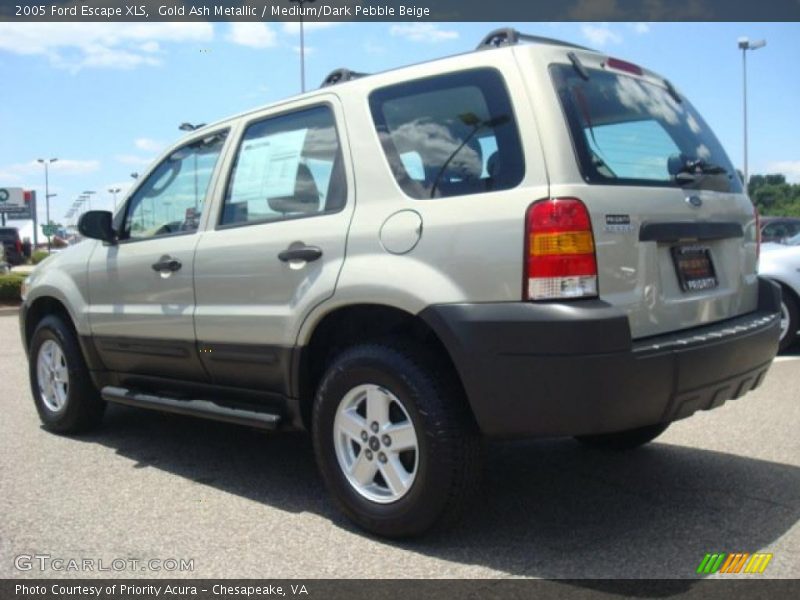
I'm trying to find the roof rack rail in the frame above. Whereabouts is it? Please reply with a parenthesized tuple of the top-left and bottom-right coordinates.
(476, 28, 593, 52)
(320, 68, 369, 88)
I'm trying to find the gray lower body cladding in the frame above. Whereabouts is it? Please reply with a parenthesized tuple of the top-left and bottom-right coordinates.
(420, 278, 782, 438)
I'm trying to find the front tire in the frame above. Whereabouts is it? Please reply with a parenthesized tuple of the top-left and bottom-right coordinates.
(312, 342, 483, 538)
(778, 288, 798, 352)
(575, 423, 669, 451)
(29, 315, 105, 434)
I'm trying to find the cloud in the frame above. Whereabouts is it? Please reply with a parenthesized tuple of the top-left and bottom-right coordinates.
(389, 24, 459, 44)
(630, 22, 651, 34)
(0, 23, 213, 72)
(765, 161, 800, 183)
(244, 84, 271, 101)
(363, 40, 386, 55)
(134, 138, 164, 153)
(292, 46, 316, 56)
(139, 41, 161, 53)
(580, 24, 623, 47)
(226, 23, 277, 49)
(0, 159, 100, 182)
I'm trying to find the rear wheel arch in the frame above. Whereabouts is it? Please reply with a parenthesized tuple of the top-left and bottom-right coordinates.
(295, 304, 472, 431)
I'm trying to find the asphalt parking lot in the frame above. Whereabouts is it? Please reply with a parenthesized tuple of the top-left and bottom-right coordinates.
(1, 312, 799, 580)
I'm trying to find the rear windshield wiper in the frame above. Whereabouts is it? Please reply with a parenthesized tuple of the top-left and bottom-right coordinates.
(670, 156, 729, 185)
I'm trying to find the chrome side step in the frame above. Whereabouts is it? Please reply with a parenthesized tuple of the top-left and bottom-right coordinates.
(101, 386, 281, 430)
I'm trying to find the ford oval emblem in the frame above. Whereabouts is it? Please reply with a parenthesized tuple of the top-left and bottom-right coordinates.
(686, 195, 703, 208)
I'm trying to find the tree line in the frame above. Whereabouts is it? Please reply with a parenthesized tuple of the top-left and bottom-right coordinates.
(747, 174, 800, 217)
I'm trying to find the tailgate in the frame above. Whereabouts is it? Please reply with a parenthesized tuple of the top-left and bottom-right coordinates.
(543, 56, 758, 339)
(582, 186, 759, 339)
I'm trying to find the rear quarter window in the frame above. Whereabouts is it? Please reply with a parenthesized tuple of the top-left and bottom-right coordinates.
(369, 68, 525, 199)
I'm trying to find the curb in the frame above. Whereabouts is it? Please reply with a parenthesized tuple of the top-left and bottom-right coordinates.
(0, 305, 21, 316)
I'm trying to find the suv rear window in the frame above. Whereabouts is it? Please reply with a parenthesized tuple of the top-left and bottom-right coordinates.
(369, 68, 524, 199)
(551, 65, 742, 193)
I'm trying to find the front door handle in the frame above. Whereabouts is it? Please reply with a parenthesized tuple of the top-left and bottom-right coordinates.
(151, 256, 182, 272)
(278, 243, 323, 263)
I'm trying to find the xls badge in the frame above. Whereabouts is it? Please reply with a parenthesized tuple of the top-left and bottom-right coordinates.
(605, 214, 634, 233)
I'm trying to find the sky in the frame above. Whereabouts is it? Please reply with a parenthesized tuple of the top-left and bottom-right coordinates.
(0, 21, 798, 239)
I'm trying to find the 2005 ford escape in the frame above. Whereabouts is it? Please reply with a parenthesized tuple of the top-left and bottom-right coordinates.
(20, 29, 781, 537)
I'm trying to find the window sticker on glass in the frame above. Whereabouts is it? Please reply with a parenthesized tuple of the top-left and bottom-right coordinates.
(222, 105, 346, 226)
(231, 129, 307, 207)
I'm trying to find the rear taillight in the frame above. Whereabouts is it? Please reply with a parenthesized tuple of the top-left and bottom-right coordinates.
(15, 239, 22, 253)
(525, 198, 598, 301)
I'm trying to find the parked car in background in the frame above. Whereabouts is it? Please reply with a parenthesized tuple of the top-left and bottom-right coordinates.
(760, 217, 800, 244)
(760, 232, 800, 351)
(0, 227, 24, 266)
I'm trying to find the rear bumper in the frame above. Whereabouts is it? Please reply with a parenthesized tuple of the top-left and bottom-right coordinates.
(420, 278, 782, 438)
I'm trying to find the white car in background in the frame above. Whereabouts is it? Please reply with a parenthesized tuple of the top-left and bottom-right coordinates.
(760, 233, 800, 351)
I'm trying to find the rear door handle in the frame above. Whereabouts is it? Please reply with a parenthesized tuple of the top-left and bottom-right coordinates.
(278, 243, 323, 263)
(151, 256, 182, 272)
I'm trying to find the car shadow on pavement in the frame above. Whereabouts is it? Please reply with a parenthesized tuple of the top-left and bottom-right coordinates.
(79, 403, 800, 589)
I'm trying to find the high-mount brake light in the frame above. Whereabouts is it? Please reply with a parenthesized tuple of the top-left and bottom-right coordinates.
(605, 58, 644, 77)
(525, 198, 598, 301)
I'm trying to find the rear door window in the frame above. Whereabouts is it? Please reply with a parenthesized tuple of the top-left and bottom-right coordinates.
(220, 105, 346, 226)
(369, 68, 524, 199)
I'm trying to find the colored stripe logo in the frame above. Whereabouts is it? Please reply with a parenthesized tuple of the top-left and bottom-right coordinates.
(697, 553, 773, 574)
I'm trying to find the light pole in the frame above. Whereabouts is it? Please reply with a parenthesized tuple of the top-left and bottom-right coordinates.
(108, 187, 121, 210)
(179, 123, 206, 209)
(737, 37, 766, 188)
(290, 0, 316, 93)
(37, 157, 58, 251)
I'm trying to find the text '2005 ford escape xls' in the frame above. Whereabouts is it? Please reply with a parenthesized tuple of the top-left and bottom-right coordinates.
(20, 29, 781, 537)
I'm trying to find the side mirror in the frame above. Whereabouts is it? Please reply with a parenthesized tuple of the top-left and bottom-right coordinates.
(78, 210, 116, 244)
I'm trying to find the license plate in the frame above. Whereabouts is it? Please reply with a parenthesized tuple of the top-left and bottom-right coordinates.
(671, 245, 718, 292)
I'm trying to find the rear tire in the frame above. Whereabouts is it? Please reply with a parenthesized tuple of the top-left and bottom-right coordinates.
(778, 288, 798, 353)
(575, 423, 669, 451)
(312, 341, 483, 538)
(29, 315, 105, 434)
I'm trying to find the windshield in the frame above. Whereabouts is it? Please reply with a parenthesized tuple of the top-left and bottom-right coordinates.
(551, 65, 742, 193)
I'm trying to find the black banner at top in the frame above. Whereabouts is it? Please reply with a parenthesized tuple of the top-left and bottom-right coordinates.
(2, 0, 800, 22)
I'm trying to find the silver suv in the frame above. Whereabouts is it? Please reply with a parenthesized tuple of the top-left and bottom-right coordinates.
(19, 29, 781, 537)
